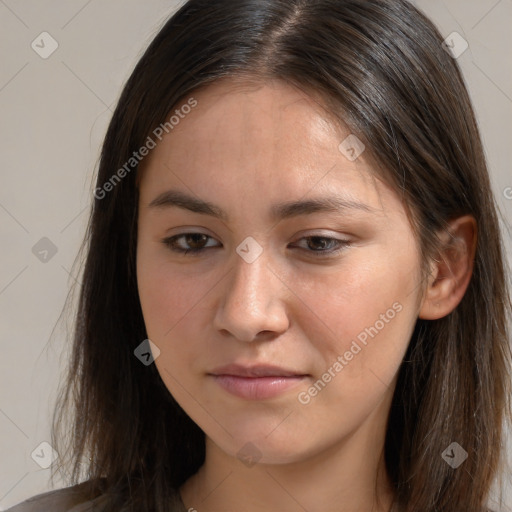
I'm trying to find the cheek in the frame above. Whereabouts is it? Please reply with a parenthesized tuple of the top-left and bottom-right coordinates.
(138, 266, 207, 340)
(136, 236, 211, 346)
(288, 260, 417, 439)
(137, 260, 211, 398)
(292, 249, 419, 386)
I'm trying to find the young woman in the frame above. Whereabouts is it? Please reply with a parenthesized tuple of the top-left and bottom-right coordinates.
(7, 0, 511, 511)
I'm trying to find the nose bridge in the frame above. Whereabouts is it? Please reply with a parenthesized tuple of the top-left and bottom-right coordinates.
(227, 247, 271, 312)
(213, 243, 289, 341)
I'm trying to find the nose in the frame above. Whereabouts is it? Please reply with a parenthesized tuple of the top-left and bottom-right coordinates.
(213, 248, 290, 342)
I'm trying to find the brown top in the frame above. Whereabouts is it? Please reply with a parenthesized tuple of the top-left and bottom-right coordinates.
(5, 480, 188, 512)
(5, 483, 498, 512)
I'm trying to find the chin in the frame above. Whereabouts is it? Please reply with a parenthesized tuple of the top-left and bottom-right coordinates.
(209, 428, 317, 466)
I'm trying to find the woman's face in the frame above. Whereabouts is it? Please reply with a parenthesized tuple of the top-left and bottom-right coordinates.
(136, 78, 424, 465)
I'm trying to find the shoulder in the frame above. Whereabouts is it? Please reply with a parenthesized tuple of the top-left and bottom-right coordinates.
(5, 478, 188, 512)
(5, 479, 107, 512)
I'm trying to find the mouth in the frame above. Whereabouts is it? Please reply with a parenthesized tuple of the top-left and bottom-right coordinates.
(208, 364, 310, 400)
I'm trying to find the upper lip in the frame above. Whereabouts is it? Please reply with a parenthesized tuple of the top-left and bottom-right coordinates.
(208, 364, 308, 377)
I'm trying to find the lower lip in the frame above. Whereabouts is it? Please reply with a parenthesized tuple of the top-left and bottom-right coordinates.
(210, 375, 307, 400)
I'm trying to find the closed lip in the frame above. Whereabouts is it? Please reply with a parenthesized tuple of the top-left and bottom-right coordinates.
(208, 363, 309, 378)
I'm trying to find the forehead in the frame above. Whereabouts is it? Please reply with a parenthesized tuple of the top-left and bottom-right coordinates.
(138, 78, 379, 195)
(178, 78, 345, 152)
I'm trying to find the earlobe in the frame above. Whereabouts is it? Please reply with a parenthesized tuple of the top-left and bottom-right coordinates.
(418, 215, 477, 320)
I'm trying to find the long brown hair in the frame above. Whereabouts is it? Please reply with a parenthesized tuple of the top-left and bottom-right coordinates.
(51, 1, 512, 510)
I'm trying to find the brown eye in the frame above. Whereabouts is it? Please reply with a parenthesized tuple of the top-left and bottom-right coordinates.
(292, 236, 351, 258)
(162, 233, 220, 254)
(306, 236, 337, 251)
(183, 233, 208, 249)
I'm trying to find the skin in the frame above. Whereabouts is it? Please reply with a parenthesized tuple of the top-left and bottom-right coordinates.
(136, 78, 476, 512)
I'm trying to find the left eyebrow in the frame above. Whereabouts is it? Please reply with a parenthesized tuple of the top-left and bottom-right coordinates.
(270, 196, 378, 221)
(147, 189, 378, 222)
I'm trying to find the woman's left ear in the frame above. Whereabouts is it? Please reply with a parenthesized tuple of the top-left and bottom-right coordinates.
(418, 214, 477, 320)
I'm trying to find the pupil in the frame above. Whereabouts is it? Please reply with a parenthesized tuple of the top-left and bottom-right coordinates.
(187, 234, 206, 249)
(310, 237, 328, 250)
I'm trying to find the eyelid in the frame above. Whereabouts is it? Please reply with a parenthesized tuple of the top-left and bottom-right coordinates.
(293, 229, 352, 240)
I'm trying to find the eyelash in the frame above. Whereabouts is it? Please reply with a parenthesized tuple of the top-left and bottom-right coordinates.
(161, 233, 351, 258)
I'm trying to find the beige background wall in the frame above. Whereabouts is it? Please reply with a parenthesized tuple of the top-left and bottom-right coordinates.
(0, 0, 511, 509)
